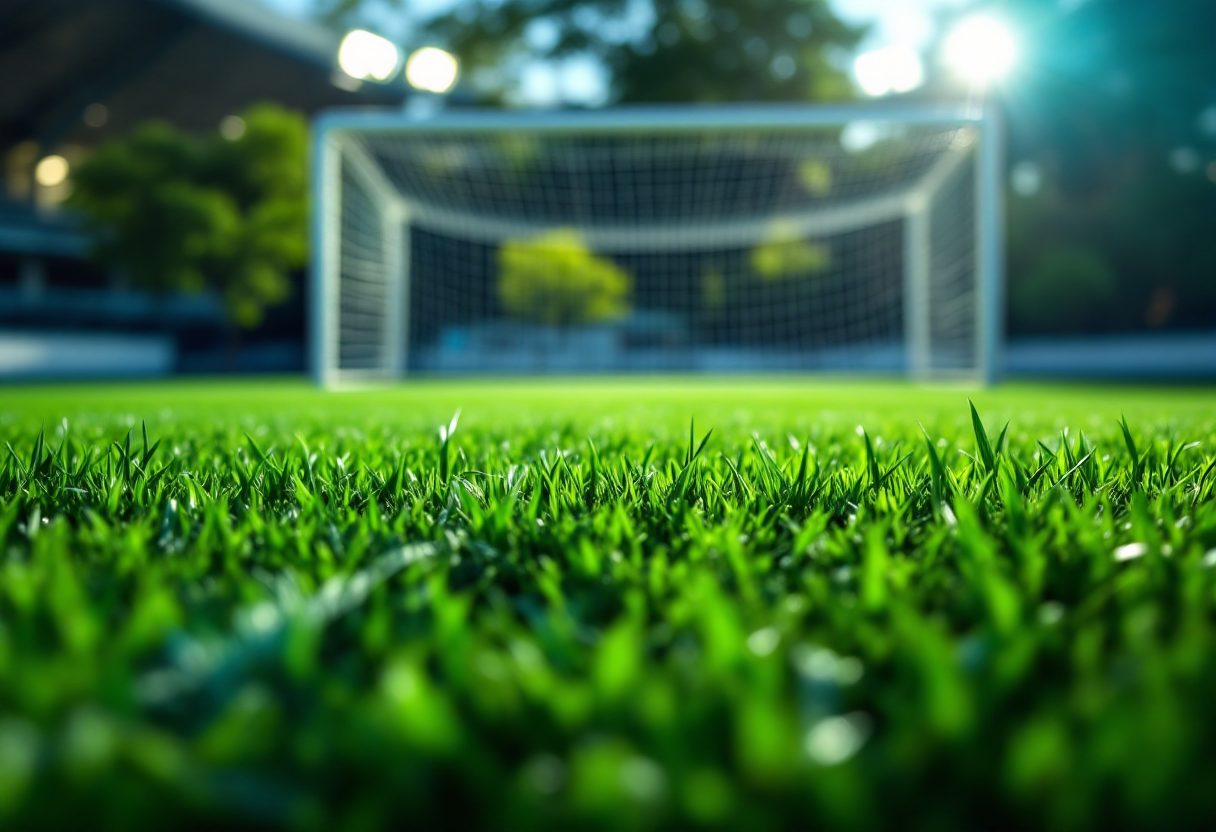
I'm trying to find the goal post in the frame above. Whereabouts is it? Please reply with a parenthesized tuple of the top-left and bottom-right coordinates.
(311, 104, 1004, 386)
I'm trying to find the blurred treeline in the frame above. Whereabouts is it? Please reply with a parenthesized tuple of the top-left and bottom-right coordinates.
(69, 105, 309, 359)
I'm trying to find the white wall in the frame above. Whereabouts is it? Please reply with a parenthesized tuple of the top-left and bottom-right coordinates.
(0, 331, 175, 380)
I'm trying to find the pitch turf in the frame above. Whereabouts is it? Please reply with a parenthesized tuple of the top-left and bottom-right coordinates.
(2, 379, 1216, 830)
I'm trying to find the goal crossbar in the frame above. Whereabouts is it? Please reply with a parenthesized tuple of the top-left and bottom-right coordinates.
(314, 103, 988, 135)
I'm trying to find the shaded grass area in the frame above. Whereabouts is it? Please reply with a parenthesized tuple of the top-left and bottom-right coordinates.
(1, 379, 1216, 830)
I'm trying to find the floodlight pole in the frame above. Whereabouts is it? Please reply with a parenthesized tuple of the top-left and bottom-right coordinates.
(975, 100, 1006, 386)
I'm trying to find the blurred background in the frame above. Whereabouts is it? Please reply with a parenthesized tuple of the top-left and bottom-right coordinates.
(1, 0, 1213, 381)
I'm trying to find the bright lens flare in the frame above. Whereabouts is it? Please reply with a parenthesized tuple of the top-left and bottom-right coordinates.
(338, 30, 401, 82)
(35, 155, 70, 188)
(406, 47, 460, 94)
(854, 47, 925, 97)
(944, 16, 1017, 85)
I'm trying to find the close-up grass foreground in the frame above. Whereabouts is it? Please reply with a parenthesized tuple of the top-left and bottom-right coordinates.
(2, 379, 1216, 831)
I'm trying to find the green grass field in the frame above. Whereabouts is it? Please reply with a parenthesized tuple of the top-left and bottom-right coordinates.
(2, 378, 1216, 831)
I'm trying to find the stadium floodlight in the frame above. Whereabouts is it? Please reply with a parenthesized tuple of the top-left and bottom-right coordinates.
(338, 30, 401, 82)
(311, 104, 1006, 386)
(35, 155, 69, 187)
(944, 16, 1017, 85)
(405, 47, 460, 94)
(854, 47, 925, 97)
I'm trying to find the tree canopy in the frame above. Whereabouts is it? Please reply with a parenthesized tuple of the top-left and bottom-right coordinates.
(499, 230, 632, 326)
(69, 104, 309, 334)
(418, 0, 865, 105)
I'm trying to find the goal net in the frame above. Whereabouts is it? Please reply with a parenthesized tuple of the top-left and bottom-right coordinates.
(311, 105, 1003, 384)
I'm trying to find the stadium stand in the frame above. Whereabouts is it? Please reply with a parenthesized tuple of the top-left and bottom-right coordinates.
(0, 0, 405, 376)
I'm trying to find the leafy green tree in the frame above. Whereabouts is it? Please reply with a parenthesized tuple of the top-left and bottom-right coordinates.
(69, 104, 309, 360)
(498, 230, 632, 326)
(419, 0, 865, 105)
(750, 222, 831, 282)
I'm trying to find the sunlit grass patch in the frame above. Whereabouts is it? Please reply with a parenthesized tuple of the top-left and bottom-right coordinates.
(1, 380, 1215, 829)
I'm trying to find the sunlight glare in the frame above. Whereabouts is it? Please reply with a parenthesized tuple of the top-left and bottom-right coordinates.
(943, 16, 1017, 85)
(854, 47, 925, 97)
(405, 47, 460, 95)
(338, 30, 402, 82)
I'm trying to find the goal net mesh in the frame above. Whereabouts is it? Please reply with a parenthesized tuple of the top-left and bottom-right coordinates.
(322, 115, 983, 380)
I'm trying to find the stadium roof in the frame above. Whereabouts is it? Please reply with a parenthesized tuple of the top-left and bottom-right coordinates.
(0, 0, 404, 153)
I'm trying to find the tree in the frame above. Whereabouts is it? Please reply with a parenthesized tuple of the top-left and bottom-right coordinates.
(498, 230, 632, 326)
(750, 222, 831, 282)
(309, 0, 405, 30)
(69, 104, 309, 361)
(418, 0, 865, 105)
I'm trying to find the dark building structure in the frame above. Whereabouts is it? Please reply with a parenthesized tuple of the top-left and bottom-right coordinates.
(0, 0, 405, 377)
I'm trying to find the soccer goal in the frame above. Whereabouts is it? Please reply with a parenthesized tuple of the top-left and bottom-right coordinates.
(311, 104, 1003, 385)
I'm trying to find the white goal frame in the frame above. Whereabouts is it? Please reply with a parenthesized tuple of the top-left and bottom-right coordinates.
(310, 103, 1005, 386)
